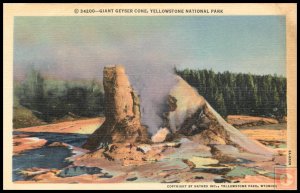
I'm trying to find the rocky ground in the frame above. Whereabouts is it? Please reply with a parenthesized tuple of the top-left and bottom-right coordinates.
(13, 134, 47, 155)
(13, 118, 287, 184)
(226, 115, 282, 128)
(239, 123, 287, 151)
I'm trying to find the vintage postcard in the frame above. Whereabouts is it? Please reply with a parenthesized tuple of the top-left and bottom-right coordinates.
(3, 3, 297, 190)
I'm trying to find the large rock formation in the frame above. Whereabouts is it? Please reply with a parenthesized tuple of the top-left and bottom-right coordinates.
(82, 65, 149, 150)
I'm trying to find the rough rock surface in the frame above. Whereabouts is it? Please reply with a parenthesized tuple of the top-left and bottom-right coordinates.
(82, 65, 149, 150)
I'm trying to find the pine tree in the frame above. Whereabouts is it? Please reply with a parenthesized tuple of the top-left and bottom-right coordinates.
(176, 68, 287, 118)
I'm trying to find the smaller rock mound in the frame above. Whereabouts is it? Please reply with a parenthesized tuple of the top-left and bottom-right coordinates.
(79, 143, 165, 167)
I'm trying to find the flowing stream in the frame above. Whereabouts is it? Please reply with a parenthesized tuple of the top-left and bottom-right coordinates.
(13, 132, 89, 181)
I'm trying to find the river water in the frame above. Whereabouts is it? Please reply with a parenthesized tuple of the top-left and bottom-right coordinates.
(13, 132, 89, 181)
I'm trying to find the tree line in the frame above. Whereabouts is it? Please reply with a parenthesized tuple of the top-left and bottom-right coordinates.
(176, 68, 287, 118)
(14, 68, 104, 122)
(15, 67, 286, 123)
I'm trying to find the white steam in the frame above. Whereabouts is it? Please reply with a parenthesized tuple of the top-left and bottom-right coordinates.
(125, 64, 177, 134)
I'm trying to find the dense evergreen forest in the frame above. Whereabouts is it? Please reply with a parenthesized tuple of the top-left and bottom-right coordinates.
(14, 67, 286, 125)
(176, 68, 287, 117)
(14, 68, 105, 122)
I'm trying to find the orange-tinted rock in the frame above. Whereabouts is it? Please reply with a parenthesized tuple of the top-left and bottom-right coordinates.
(226, 115, 279, 127)
(48, 142, 69, 147)
(77, 143, 163, 167)
(82, 65, 149, 151)
(13, 136, 47, 155)
(151, 127, 171, 143)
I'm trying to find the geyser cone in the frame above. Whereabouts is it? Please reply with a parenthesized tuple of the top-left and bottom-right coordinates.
(166, 76, 275, 155)
(82, 65, 149, 151)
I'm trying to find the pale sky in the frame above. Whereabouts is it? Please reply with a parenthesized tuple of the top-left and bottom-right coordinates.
(14, 16, 286, 80)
